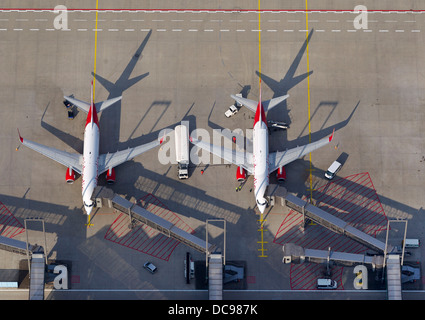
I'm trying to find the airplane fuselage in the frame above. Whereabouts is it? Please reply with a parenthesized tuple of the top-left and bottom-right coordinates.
(252, 102, 269, 213)
(81, 119, 99, 215)
(81, 92, 100, 216)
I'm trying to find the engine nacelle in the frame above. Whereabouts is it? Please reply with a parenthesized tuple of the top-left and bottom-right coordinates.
(236, 166, 247, 182)
(106, 168, 116, 184)
(276, 166, 286, 182)
(66, 167, 76, 184)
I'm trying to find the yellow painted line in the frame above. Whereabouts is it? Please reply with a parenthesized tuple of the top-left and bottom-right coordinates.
(305, 0, 313, 201)
(258, 0, 261, 90)
(87, 0, 99, 229)
(92, 0, 99, 101)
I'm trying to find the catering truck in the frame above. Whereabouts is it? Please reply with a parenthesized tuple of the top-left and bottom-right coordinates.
(175, 124, 189, 179)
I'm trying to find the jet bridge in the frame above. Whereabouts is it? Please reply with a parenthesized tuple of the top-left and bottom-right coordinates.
(0, 235, 46, 300)
(269, 185, 402, 299)
(91, 187, 216, 254)
(268, 185, 391, 253)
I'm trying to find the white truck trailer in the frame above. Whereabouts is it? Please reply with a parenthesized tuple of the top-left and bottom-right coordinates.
(175, 124, 189, 179)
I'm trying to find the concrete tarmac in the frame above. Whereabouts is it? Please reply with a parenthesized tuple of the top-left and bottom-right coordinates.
(0, 1, 424, 301)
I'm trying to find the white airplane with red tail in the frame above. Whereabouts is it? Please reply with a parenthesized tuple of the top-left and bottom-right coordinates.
(18, 81, 164, 217)
(190, 91, 334, 213)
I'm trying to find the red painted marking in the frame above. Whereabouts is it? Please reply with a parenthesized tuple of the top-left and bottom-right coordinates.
(104, 194, 194, 261)
(275, 173, 388, 290)
(0, 202, 25, 239)
(0, 8, 424, 13)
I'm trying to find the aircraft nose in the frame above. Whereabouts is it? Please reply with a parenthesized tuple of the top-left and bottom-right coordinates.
(258, 203, 266, 213)
(256, 199, 267, 213)
(84, 203, 93, 216)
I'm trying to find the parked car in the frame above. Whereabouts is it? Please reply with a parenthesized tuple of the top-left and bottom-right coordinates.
(143, 261, 157, 274)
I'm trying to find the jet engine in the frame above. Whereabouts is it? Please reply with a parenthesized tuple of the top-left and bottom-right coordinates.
(66, 167, 76, 184)
(236, 166, 247, 182)
(276, 166, 286, 182)
(106, 168, 116, 184)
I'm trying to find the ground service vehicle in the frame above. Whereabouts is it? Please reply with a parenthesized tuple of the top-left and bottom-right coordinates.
(325, 160, 342, 180)
(175, 125, 189, 179)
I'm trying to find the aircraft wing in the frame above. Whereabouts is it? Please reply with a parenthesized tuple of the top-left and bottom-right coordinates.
(268, 129, 335, 173)
(98, 139, 163, 174)
(190, 137, 254, 174)
(18, 131, 83, 174)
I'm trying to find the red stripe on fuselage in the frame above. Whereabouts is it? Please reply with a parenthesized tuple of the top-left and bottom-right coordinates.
(253, 102, 267, 127)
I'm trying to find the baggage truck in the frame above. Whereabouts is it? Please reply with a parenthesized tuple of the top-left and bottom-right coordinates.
(175, 124, 189, 179)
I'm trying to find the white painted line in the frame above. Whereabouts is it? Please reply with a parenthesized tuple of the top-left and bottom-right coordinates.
(220, 29, 229, 32)
(157, 29, 166, 31)
(188, 29, 198, 32)
(0, 29, 7, 31)
(204, 29, 214, 32)
(108, 29, 119, 31)
(331, 30, 341, 32)
(92, 28, 102, 31)
(395, 30, 405, 32)
(124, 29, 134, 31)
(347, 30, 357, 32)
(412, 29, 420, 32)
(236, 29, 245, 32)
(29, 28, 39, 31)
(283, 29, 294, 32)
(13, 28, 23, 31)
(379, 30, 389, 32)
(172, 29, 182, 31)
(35, 19, 47, 21)
(267, 30, 277, 32)
(140, 29, 151, 32)
(316, 29, 325, 32)
(78, 29, 87, 31)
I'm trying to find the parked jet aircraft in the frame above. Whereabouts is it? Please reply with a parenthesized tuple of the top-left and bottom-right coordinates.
(18, 81, 164, 217)
(190, 91, 334, 213)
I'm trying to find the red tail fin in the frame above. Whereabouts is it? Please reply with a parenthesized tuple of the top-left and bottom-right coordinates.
(85, 81, 99, 128)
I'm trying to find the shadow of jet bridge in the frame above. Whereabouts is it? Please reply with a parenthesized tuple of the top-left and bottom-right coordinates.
(91, 186, 216, 254)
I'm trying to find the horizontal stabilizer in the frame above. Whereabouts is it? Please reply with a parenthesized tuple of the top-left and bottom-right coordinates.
(95, 96, 122, 113)
(64, 95, 122, 114)
(230, 94, 289, 113)
(263, 95, 289, 112)
(230, 94, 258, 113)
